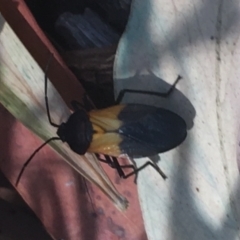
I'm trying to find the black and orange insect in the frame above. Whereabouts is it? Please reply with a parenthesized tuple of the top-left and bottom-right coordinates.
(16, 57, 187, 185)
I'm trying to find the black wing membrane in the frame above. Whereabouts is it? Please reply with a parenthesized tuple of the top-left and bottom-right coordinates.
(88, 104, 187, 158)
(118, 104, 187, 158)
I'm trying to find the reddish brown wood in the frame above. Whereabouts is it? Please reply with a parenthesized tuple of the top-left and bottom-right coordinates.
(0, 0, 84, 107)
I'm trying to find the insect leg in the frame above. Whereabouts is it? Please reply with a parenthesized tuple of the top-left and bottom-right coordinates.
(121, 161, 167, 180)
(96, 155, 136, 180)
(71, 93, 95, 112)
(115, 75, 182, 104)
(95, 154, 113, 165)
(111, 157, 139, 183)
(71, 100, 85, 111)
(15, 137, 61, 186)
(44, 54, 60, 128)
(121, 158, 138, 183)
(97, 155, 125, 177)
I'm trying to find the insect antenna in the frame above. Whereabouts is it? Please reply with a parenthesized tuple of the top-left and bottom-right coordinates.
(15, 137, 61, 186)
(44, 53, 60, 128)
(16, 54, 62, 186)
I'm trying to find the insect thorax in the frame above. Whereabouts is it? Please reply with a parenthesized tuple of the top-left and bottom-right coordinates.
(57, 110, 93, 155)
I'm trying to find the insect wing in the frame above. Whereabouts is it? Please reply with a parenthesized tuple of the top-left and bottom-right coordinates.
(118, 105, 187, 157)
(88, 104, 187, 158)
